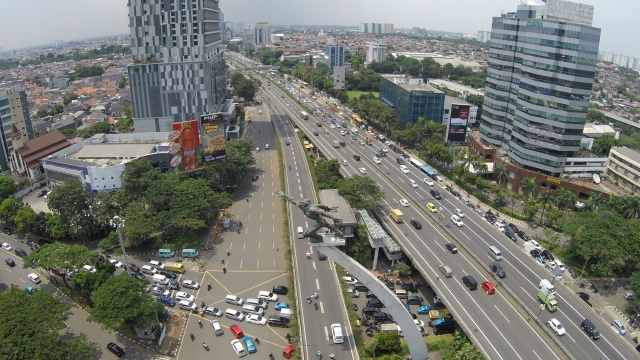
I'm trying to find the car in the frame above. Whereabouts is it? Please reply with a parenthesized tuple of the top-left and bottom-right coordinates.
(2, 243, 12, 251)
(373, 157, 382, 164)
(494, 222, 505, 232)
(450, 215, 464, 227)
(246, 314, 267, 326)
(576, 291, 590, 302)
(175, 291, 195, 302)
(347, 288, 360, 298)
(182, 279, 200, 289)
(426, 202, 438, 213)
(529, 239, 541, 250)
(42, 191, 52, 199)
(242, 335, 257, 354)
(382, 147, 389, 153)
(251, 174, 259, 181)
(490, 262, 506, 278)
(109, 259, 123, 268)
(359, 167, 367, 174)
(28, 273, 41, 284)
(37, 189, 48, 197)
(530, 249, 541, 258)
(272, 285, 288, 295)
(548, 318, 566, 336)
(157, 295, 176, 307)
(401, 282, 418, 292)
(313, 130, 319, 136)
(316, 122, 322, 127)
(396, 157, 405, 165)
(481, 281, 496, 294)
(445, 243, 458, 253)
(230, 324, 244, 339)
(507, 223, 519, 233)
(454, 208, 465, 218)
(451, 191, 461, 199)
(203, 306, 223, 316)
(342, 276, 358, 286)
(423, 178, 434, 186)
(612, 319, 626, 335)
(505, 229, 518, 242)
(130, 271, 145, 280)
(152, 286, 170, 296)
(414, 319, 425, 328)
(285, 139, 290, 145)
(159, 269, 176, 279)
(317, 251, 327, 260)
(365, 291, 377, 299)
(2, 227, 12, 235)
(264, 144, 269, 150)
(624, 292, 635, 300)
(82, 264, 96, 273)
(353, 282, 369, 291)
(399, 198, 409, 207)
(517, 230, 530, 240)
(551, 260, 565, 272)
(541, 249, 555, 261)
(128, 263, 140, 272)
(5, 258, 16, 267)
(417, 305, 430, 315)
(274, 302, 289, 311)
(231, 339, 247, 357)
(107, 342, 126, 357)
(410, 219, 422, 229)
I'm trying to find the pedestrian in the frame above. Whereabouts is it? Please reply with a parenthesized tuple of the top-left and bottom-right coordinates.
(223, 267, 227, 274)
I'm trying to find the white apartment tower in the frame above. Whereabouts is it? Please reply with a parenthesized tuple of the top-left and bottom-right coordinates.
(366, 40, 387, 64)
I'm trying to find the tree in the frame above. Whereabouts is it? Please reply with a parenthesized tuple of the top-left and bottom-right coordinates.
(365, 331, 402, 357)
(90, 273, 160, 333)
(23, 243, 97, 288)
(0, 175, 17, 199)
(494, 163, 509, 186)
(520, 177, 537, 214)
(337, 176, 385, 211)
(586, 108, 605, 123)
(13, 205, 35, 232)
(592, 134, 617, 156)
(46, 181, 96, 239)
(120, 159, 163, 200)
(537, 189, 554, 223)
(0, 198, 22, 225)
(0, 286, 97, 359)
(620, 196, 640, 219)
(344, 224, 373, 264)
(555, 187, 576, 211)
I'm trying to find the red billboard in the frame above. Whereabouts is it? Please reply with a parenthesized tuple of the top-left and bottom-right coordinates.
(446, 104, 470, 143)
(170, 120, 204, 174)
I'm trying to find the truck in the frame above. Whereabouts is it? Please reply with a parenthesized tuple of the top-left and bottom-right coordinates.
(280, 308, 292, 319)
(164, 262, 185, 274)
(332, 140, 340, 148)
(381, 323, 399, 334)
(523, 241, 537, 255)
(390, 209, 404, 223)
(428, 309, 452, 320)
(538, 289, 558, 312)
(538, 279, 556, 295)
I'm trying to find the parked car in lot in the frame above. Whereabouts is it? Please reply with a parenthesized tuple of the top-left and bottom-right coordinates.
(175, 291, 195, 302)
(272, 285, 288, 295)
(230, 324, 244, 339)
(246, 314, 267, 326)
(203, 306, 223, 317)
(182, 279, 200, 289)
(107, 342, 125, 357)
(5, 258, 16, 267)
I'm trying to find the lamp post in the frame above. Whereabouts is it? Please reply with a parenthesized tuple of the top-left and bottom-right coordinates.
(110, 216, 131, 276)
(581, 256, 591, 278)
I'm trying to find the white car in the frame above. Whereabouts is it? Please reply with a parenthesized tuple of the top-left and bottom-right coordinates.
(175, 291, 195, 303)
(1, 243, 11, 251)
(436, 175, 443, 182)
(547, 318, 566, 336)
(182, 279, 200, 289)
(82, 265, 96, 273)
(203, 306, 223, 317)
(529, 239, 542, 251)
(551, 260, 565, 272)
(342, 276, 358, 285)
(246, 314, 267, 326)
(359, 168, 367, 174)
(414, 319, 425, 327)
(399, 199, 410, 207)
(451, 215, 464, 227)
(373, 157, 382, 164)
(494, 222, 505, 232)
(382, 147, 389, 153)
(28, 273, 41, 284)
(231, 339, 247, 357)
(385, 141, 391, 146)
(109, 259, 123, 268)
(409, 179, 418, 188)
(423, 178, 434, 186)
(400, 165, 410, 174)
(152, 286, 170, 296)
(612, 319, 626, 335)
(330, 124, 336, 128)
(258, 290, 278, 302)
(454, 208, 465, 218)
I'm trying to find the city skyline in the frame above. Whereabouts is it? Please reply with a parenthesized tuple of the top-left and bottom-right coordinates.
(1, 0, 639, 58)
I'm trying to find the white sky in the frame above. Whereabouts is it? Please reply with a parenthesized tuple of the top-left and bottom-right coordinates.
(0, 0, 637, 58)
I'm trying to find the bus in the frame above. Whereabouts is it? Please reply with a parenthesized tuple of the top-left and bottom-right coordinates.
(300, 111, 309, 120)
(409, 157, 425, 168)
(420, 166, 437, 180)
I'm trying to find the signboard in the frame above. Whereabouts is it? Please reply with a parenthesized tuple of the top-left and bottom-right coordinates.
(446, 104, 470, 143)
(201, 113, 226, 162)
(170, 120, 204, 174)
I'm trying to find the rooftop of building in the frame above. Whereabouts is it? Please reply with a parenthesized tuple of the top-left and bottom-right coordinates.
(380, 74, 443, 93)
(319, 189, 357, 224)
(610, 146, 640, 163)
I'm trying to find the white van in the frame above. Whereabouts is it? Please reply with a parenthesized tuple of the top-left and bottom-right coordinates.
(242, 304, 264, 316)
(225, 308, 245, 321)
(141, 265, 157, 275)
(246, 298, 268, 309)
(489, 246, 503, 261)
(152, 274, 169, 286)
(331, 323, 344, 344)
(296, 226, 304, 239)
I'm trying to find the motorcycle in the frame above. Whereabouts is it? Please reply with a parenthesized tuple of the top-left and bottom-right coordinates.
(190, 333, 194, 341)
(590, 284, 598, 293)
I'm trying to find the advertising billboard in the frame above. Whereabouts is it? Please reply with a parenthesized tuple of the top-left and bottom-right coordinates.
(446, 104, 470, 143)
(201, 113, 226, 162)
(170, 120, 204, 174)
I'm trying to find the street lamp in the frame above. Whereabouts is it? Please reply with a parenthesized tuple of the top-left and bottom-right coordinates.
(110, 216, 131, 276)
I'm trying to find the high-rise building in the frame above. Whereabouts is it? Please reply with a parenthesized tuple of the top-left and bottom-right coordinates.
(478, 0, 601, 177)
(324, 42, 344, 69)
(358, 22, 394, 34)
(477, 30, 491, 43)
(254, 22, 271, 48)
(0, 89, 33, 173)
(127, 0, 227, 132)
(379, 75, 445, 128)
(365, 40, 387, 64)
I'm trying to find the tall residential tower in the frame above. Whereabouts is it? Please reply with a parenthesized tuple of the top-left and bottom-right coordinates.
(127, 0, 227, 132)
(479, 0, 601, 177)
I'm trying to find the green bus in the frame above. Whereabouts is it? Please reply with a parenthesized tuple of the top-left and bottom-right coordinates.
(300, 111, 309, 120)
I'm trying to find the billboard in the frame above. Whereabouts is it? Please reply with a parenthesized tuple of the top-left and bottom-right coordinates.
(170, 120, 204, 174)
(201, 113, 226, 162)
(446, 104, 470, 143)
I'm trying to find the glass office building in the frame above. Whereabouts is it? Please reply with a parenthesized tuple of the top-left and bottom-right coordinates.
(478, 0, 601, 176)
(380, 75, 445, 128)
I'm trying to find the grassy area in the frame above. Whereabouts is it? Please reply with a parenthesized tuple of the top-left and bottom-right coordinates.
(347, 90, 379, 101)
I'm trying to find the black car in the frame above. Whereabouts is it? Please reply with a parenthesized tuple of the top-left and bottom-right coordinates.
(317, 252, 327, 260)
(410, 219, 422, 230)
(353, 282, 369, 291)
(128, 263, 140, 272)
(37, 238, 52, 246)
(37, 189, 48, 197)
(541, 249, 555, 261)
(272, 285, 288, 295)
(353, 154, 361, 161)
(576, 291, 590, 302)
(396, 157, 405, 165)
(530, 249, 541, 258)
(14, 248, 27, 258)
(313, 130, 319, 136)
(517, 230, 530, 241)
(5, 258, 15, 267)
(445, 243, 458, 254)
(130, 271, 145, 280)
(507, 223, 519, 233)
(505, 229, 518, 242)
(490, 262, 506, 278)
(316, 122, 322, 127)
(365, 291, 377, 299)
(3, 227, 12, 235)
(451, 191, 461, 199)
(251, 175, 259, 181)
(382, 280, 394, 290)
(285, 140, 291, 146)
(159, 270, 177, 279)
(366, 298, 384, 308)
(107, 342, 125, 357)
(401, 282, 418, 292)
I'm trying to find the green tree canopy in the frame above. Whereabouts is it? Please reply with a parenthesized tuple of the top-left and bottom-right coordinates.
(46, 181, 95, 239)
(0, 175, 17, 199)
(337, 176, 385, 211)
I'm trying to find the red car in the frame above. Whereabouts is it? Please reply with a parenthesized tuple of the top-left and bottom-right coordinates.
(229, 324, 244, 339)
(481, 281, 495, 295)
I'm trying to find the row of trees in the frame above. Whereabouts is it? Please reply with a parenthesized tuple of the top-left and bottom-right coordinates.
(229, 72, 258, 101)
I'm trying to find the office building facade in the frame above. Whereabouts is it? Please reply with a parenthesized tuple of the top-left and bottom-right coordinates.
(359, 22, 394, 34)
(127, 0, 227, 132)
(479, 0, 601, 177)
(379, 75, 445, 129)
(0, 89, 34, 173)
(254, 22, 271, 48)
(324, 42, 344, 69)
(366, 40, 387, 64)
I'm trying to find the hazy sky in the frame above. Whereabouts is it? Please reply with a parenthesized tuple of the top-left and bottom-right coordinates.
(1, 0, 638, 58)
